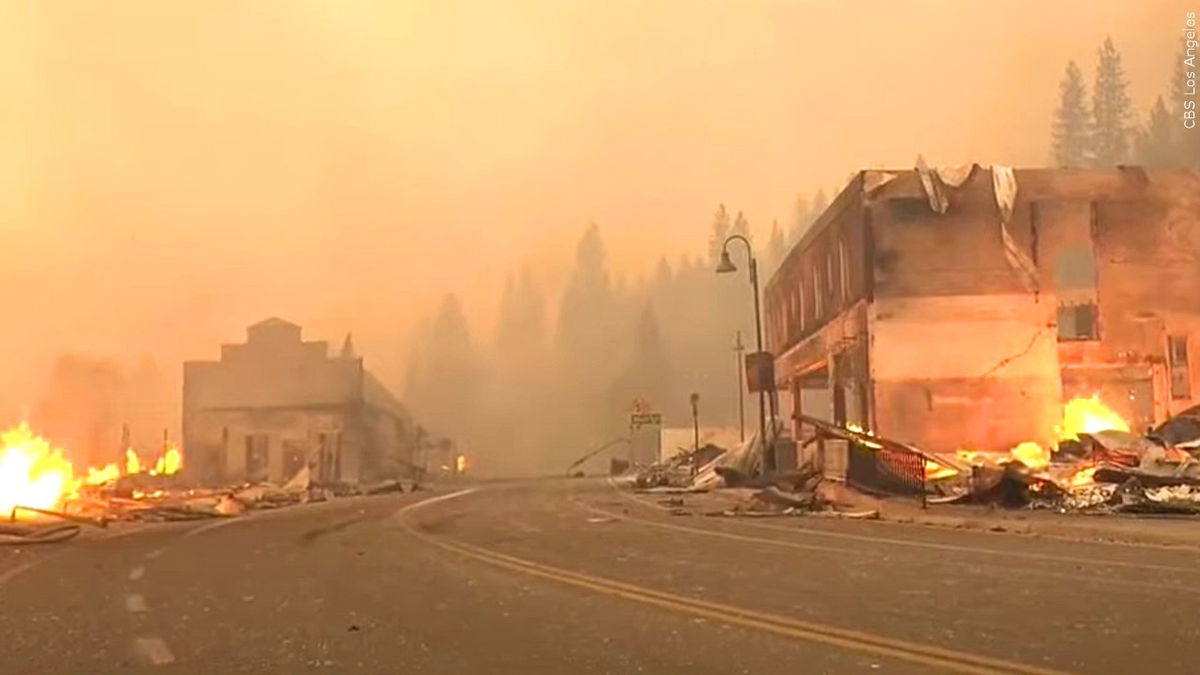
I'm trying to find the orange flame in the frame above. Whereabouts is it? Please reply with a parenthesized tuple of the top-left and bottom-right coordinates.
(1010, 441, 1050, 470)
(0, 423, 185, 514)
(1057, 395, 1130, 441)
(1067, 466, 1098, 488)
(0, 423, 80, 513)
(153, 445, 182, 476)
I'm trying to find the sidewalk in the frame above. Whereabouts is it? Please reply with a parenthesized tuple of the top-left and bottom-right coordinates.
(818, 481, 1200, 549)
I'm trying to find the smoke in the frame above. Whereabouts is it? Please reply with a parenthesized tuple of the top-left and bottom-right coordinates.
(0, 1, 1185, 457)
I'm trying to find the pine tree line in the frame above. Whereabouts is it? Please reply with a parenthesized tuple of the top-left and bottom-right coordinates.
(1051, 35, 1196, 168)
(402, 200, 839, 477)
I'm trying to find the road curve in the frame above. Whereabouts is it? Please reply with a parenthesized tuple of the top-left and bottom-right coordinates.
(1, 478, 1196, 674)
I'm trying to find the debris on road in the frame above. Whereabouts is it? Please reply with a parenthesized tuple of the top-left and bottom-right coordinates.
(0, 521, 82, 545)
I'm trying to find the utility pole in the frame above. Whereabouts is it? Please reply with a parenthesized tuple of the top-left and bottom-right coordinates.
(689, 392, 700, 477)
(689, 393, 700, 454)
(734, 331, 746, 442)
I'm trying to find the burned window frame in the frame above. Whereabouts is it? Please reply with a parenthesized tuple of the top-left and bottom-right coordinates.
(811, 264, 823, 320)
(1168, 335, 1191, 400)
(797, 278, 806, 333)
(1056, 302, 1100, 342)
(838, 238, 849, 305)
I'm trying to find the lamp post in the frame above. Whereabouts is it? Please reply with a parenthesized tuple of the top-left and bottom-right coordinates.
(716, 234, 772, 473)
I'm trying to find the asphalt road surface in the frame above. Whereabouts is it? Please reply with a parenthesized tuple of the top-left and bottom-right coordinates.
(2, 478, 1198, 674)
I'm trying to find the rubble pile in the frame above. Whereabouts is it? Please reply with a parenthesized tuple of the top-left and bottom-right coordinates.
(924, 405, 1200, 514)
(633, 427, 834, 517)
(628, 401, 1200, 520)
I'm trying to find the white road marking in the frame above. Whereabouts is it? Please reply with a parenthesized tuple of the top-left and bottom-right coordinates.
(394, 488, 478, 517)
(184, 517, 244, 538)
(128, 566, 145, 581)
(125, 593, 148, 613)
(132, 637, 175, 665)
(145, 549, 163, 560)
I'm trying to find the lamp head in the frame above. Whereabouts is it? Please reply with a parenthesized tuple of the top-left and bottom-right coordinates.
(715, 250, 737, 274)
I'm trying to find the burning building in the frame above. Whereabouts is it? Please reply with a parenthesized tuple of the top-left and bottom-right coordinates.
(183, 318, 416, 485)
(766, 166, 1199, 460)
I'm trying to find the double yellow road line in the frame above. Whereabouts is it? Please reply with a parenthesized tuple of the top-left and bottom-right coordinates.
(400, 489, 1070, 675)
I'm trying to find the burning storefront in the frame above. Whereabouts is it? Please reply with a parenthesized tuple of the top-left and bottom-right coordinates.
(765, 166, 1200, 482)
(183, 318, 417, 486)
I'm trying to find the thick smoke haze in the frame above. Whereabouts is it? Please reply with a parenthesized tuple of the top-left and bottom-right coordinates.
(0, 0, 1188, 460)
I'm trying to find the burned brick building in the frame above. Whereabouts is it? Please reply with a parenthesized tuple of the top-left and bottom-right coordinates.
(765, 167, 1200, 455)
(182, 318, 416, 485)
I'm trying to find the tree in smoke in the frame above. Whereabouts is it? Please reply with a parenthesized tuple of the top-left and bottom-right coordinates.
(789, 195, 811, 244)
(1171, 38, 1200, 168)
(809, 189, 829, 225)
(766, 219, 786, 274)
(486, 267, 549, 475)
(1091, 36, 1133, 167)
(554, 224, 625, 448)
(730, 210, 752, 244)
(606, 304, 674, 426)
(707, 204, 732, 264)
(1051, 60, 1092, 167)
(1135, 96, 1177, 168)
(557, 223, 617, 360)
(404, 294, 480, 445)
(496, 267, 545, 353)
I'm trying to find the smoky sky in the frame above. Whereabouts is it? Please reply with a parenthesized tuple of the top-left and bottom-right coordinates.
(0, 0, 1187, 424)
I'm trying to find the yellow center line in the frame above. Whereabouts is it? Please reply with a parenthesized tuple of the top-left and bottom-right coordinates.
(400, 487, 1072, 675)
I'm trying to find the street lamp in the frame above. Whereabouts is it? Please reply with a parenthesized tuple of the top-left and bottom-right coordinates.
(716, 234, 773, 473)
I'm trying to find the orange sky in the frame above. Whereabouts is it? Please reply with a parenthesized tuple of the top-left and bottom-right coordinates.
(0, 0, 1188, 415)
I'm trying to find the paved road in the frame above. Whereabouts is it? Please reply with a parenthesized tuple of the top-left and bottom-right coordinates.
(1, 478, 1198, 674)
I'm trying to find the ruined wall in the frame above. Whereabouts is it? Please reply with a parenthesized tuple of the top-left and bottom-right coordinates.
(866, 168, 1062, 452)
(182, 319, 413, 484)
(186, 407, 348, 484)
(768, 168, 1200, 453)
(1021, 169, 1200, 427)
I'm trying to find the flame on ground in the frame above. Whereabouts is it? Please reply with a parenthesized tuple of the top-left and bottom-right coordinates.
(1010, 441, 1051, 470)
(125, 449, 142, 474)
(0, 423, 80, 514)
(0, 423, 184, 514)
(1057, 395, 1130, 441)
(924, 459, 959, 481)
(1067, 466, 1098, 488)
(154, 445, 182, 475)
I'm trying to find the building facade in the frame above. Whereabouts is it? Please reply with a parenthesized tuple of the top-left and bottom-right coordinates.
(183, 318, 416, 484)
(765, 167, 1200, 455)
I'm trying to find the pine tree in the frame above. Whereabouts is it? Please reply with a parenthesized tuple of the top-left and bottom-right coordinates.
(405, 294, 480, 445)
(1172, 37, 1200, 168)
(731, 210, 752, 243)
(1092, 36, 1133, 166)
(810, 189, 829, 225)
(766, 219, 786, 274)
(707, 204, 732, 264)
(789, 195, 811, 243)
(1135, 96, 1177, 168)
(495, 268, 545, 353)
(1051, 60, 1092, 167)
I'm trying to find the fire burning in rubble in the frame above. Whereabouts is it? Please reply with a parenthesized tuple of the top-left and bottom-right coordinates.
(0, 423, 183, 515)
(939, 396, 1129, 486)
(0, 423, 78, 514)
(1056, 394, 1130, 441)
